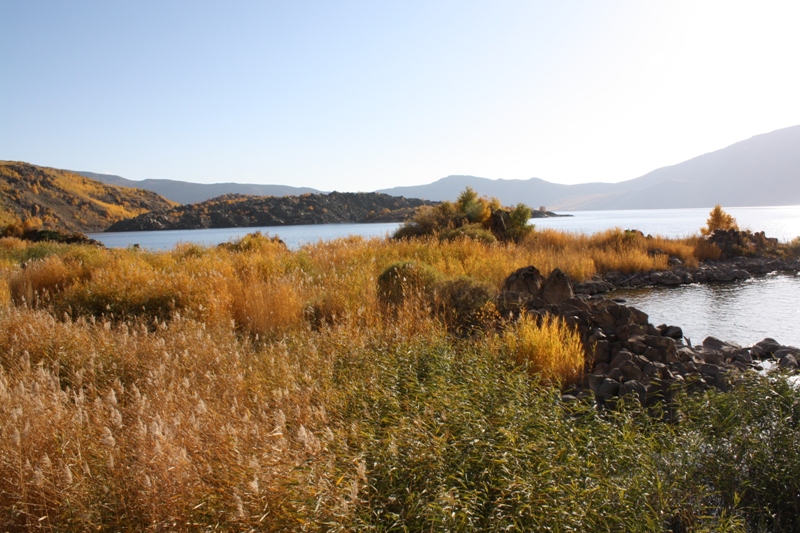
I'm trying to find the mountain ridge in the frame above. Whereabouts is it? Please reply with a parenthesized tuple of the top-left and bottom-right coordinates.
(76, 171, 322, 205)
(378, 125, 800, 210)
(63, 124, 800, 210)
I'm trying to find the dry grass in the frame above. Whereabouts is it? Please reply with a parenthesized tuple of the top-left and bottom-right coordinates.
(0, 229, 783, 531)
(501, 314, 585, 385)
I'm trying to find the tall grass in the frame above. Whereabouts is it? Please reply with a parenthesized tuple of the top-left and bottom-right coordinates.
(0, 231, 797, 531)
(501, 314, 585, 384)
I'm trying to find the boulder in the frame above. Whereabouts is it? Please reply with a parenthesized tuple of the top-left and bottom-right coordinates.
(778, 354, 799, 370)
(619, 360, 643, 382)
(619, 380, 647, 404)
(658, 325, 683, 340)
(502, 266, 544, 302)
(594, 378, 620, 400)
(540, 268, 574, 305)
(702, 336, 740, 353)
(752, 338, 781, 359)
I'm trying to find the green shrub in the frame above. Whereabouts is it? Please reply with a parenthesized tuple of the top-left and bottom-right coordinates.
(376, 261, 441, 306)
(432, 276, 495, 333)
(394, 188, 533, 243)
(439, 224, 497, 244)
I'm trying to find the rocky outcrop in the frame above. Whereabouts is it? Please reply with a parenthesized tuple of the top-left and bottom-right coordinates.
(708, 228, 780, 260)
(3, 228, 104, 247)
(501, 266, 800, 413)
(106, 192, 438, 232)
(502, 266, 574, 306)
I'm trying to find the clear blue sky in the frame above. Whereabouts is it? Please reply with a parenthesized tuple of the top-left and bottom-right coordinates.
(2, 1, 799, 191)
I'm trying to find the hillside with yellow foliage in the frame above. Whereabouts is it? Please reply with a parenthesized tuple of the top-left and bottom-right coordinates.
(0, 161, 176, 232)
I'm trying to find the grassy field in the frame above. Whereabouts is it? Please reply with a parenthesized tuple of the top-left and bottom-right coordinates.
(1, 230, 800, 531)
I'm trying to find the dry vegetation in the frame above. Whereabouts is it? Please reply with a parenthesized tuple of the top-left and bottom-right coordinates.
(0, 228, 799, 531)
(0, 161, 176, 233)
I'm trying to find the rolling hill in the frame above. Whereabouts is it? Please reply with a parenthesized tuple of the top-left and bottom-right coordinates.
(0, 161, 176, 232)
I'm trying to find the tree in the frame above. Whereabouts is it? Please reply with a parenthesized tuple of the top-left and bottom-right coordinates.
(701, 205, 738, 236)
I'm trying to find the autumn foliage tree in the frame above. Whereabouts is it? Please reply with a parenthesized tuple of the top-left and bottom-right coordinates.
(701, 204, 739, 235)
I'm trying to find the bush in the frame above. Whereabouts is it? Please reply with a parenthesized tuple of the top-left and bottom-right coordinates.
(376, 261, 441, 307)
(432, 276, 495, 333)
(788, 236, 800, 258)
(394, 188, 533, 243)
(439, 224, 497, 244)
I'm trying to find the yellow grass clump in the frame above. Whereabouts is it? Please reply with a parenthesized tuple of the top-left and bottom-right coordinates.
(502, 313, 585, 384)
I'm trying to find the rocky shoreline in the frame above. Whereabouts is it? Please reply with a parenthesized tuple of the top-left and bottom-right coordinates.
(501, 263, 800, 414)
(573, 255, 800, 295)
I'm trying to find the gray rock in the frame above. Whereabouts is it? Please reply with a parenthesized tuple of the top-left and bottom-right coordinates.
(642, 361, 668, 379)
(774, 347, 800, 360)
(625, 336, 648, 355)
(616, 324, 649, 341)
(502, 266, 544, 301)
(594, 378, 620, 400)
(608, 350, 634, 370)
(619, 380, 647, 404)
(778, 354, 799, 370)
(729, 269, 751, 280)
(697, 350, 725, 365)
(619, 360, 643, 382)
(752, 338, 781, 358)
(702, 336, 740, 353)
(541, 268, 574, 305)
(586, 374, 606, 393)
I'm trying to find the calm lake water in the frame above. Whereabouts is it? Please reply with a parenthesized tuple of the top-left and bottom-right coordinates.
(614, 273, 800, 348)
(87, 205, 800, 348)
(89, 222, 401, 250)
(532, 205, 800, 242)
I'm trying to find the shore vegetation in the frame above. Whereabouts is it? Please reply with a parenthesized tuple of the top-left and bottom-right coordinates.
(1, 221, 800, 531)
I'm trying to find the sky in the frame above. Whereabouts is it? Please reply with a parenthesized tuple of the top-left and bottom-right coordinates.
(2, 1, 800, 191)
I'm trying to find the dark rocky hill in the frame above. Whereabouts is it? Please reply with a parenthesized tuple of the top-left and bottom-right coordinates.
(106, 192, 437, 232)
(0, 161, 177, 232)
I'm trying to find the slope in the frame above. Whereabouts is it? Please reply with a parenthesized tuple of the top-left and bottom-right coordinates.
(0, 161, 177, 232)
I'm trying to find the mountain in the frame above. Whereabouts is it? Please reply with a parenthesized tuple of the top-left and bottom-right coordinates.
(377, 125, 800, 210)
(0, 161, 176, 232)
(106, 192, 437, 232)
(76, 171, 322, 205)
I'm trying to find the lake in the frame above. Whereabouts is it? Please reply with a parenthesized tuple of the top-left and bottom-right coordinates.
(614, 273, 800, 349)
(87, 205, 800, 348)
(88, 205, 800, 250)
(89, 222, 402, 251)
